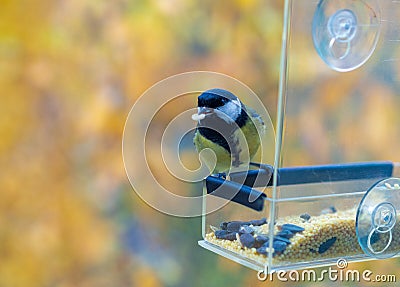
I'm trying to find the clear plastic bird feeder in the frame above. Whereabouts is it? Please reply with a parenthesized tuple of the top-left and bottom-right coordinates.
(199, 0, 400, 273)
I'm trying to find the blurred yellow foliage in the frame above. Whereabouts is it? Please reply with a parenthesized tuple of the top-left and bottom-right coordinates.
(0, 0, 283, 286)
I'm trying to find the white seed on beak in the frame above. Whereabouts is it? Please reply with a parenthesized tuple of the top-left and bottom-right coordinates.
(192, 107, 212, 121)
(191, 113, 206, 121)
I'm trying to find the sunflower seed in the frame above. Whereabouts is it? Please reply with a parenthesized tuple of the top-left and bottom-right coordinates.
(226, 221, 246, 233)
(238, 233, 255, 248)
(219, 222, 228, 230)
(280, 223, 305, 233)
(248, 218, 267, 226)
(254, 235, 269, 248)
(300, 213, 311, 221)
(276, 229, 294, 239)
(239, 225, 254, 234)
(215, 230, 237, 241)
(318, 237, 337, 254)
(258, 240, 287, 255)
(272, 240, 288, 253)
(321, 206, 337, 214)
(274, 235, 292, 244)
(256, 246, 270, 255)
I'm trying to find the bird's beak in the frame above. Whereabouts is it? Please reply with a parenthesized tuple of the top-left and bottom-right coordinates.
(198, 107, 213, 115)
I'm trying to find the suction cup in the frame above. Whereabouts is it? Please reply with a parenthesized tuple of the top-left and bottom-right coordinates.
(312, 0, 381, 72)
(356, 178, 400, 259)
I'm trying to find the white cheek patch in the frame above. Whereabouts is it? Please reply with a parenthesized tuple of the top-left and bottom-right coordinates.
(218, 100, 242, 121)
(232, 98, 241, 109)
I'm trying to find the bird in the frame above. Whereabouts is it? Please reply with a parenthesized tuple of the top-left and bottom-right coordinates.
(192, 88, 265, 174)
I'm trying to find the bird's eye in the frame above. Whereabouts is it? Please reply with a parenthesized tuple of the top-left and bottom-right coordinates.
(215, 98, 225, 107)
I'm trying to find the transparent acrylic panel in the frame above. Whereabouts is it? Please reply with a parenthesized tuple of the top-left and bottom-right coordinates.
(282, 0, 400, 167)
(200, 182, 272, 271)
(199, 0, 400, 273)
(270, 0, 400, 271)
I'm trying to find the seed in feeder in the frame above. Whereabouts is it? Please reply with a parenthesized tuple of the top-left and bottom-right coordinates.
(318, 237, 337, 254)
(280, 223, 305, 233)
(254, 235, 269, 248)
(226, 221, 245, 233)
(270, 240, 288, 254)
(206, 209, 376, 264)
(256, 241, 287, 256)
(238, 233, 255, 248)
(256, 246, 270, 256)
(274, 241, 287, 254)
(255, 234, 292, 246)
(214, 230, 228, 237)
(215, 230, 237, 240)
(248, 218, 267, 226)
(300, 213, 311, 221)
(274, 235, 292, 245)
(365, 232, 380, 245)
(219, 222, 228, 230)
(321, 206, 337, 214)
(277, 229, 294, 239)
(239, 225, 254, 234)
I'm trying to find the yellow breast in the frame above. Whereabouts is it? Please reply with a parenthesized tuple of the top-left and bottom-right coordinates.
(193, 116, 263, 174)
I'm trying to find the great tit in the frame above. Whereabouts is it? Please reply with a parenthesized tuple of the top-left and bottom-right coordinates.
(192, 88, 265, 174)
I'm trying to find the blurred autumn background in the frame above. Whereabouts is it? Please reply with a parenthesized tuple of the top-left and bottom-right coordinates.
(2, 0, 400, 287)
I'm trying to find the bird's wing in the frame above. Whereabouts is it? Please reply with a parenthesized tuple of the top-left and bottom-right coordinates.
(247, 107, 266, 135)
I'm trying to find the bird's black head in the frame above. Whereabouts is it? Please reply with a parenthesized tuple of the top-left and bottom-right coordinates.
(197, 88, 238, 108)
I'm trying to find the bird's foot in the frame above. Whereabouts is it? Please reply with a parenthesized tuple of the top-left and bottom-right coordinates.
(250, 162, 273, 171)
(228, 163, 273, 188)
(215, 172, 227, 179)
